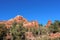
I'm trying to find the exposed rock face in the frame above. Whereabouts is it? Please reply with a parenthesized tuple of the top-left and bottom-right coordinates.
(5, 19, 14, 29)
(46, 20, 52, 28)
(49, 32, 60, 39)
(0, 15, 39, 29)
(5, 33, 12, 40)
(23, 21, 39, 29)
(25, 32, 36, 40)
(14, 15, 23, 23)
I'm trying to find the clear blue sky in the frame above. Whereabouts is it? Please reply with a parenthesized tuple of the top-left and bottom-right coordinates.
(0, 0, 60, 25)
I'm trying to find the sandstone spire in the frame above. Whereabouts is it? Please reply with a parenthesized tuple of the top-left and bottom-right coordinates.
(46, 20, 52, 28)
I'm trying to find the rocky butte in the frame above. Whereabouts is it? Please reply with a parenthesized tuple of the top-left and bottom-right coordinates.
(0, 15, 39, 29)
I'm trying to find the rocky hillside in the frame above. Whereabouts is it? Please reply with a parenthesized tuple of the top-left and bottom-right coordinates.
(0, 15, 39, 29)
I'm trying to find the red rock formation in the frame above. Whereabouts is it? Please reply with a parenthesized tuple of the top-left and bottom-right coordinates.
(14, 15, 23, 23)
(46, 20, 52, 28)
(5, 19, 14, 29)
(49, 32, 60, 39)
(31, 21, 39, 28)
(25, 32, 36, 40)
(23, 21, 39, 29)
(0, 15, 39, 29)
(23, 18, 28, 23)
(6, 33, 12, 40)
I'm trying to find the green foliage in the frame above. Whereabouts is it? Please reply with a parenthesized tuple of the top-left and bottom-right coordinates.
(10, 22, 26, 40)
(0, 24, 7, 40)
(39, 24, 43, 26)
(48, 20, 60, 33)
(41, 27, 48, 35)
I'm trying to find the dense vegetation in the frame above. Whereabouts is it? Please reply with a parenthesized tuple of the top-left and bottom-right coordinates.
(0, 20, 60, 40)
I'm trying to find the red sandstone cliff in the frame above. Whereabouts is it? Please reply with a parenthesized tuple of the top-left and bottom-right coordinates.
(0, 15, 39, 29)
